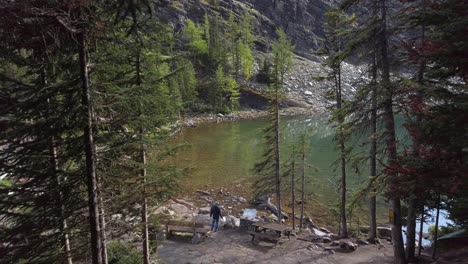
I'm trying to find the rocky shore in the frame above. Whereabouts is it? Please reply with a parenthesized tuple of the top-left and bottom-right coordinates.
(178, 106, 319, 128)
(154, 190, 395, 264)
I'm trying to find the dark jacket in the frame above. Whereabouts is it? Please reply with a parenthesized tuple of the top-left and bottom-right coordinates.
(210, 205, 222, 220)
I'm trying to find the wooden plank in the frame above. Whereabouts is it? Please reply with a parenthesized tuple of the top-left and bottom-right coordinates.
(168, 226, 194, 234)
(167, 225, 209, 235)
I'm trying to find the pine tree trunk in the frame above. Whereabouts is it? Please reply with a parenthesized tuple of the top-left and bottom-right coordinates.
(42, 63, 73, 264)
(142, 148, 150, 264)
(275, 82, 282, 224)
(78, 32, 103, 264)
(50, 118, 74, 264)
(300, 138, 305, 230)
(368, 52, 378, 243)
(432, 194, 441, 260)
(336, 63, 348, 238)
(291, 158, 295, 230)
(418, 205, 425, 257)
(406, 198, 417, 261)
(136, 51, 151, 264)
(379, 0, 406, 262)
(407, 2, 426, 260)
(99, 192, 108, 264)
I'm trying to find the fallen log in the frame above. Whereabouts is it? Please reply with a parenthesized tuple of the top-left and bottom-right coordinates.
(257, 202, 289, 220)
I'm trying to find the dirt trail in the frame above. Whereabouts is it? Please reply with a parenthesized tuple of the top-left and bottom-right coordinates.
(156, 229, 394, 264)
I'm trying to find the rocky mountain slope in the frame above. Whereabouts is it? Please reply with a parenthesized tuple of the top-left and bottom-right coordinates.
(158, 0, 365, 112)
(159, 0, 332, 53)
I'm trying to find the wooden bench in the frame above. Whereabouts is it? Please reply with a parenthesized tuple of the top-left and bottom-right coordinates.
(247, 231, 280, 245)
(165, 222, 210, 238)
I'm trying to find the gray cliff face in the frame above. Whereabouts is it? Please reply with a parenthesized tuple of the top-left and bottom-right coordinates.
(157, 0, 364, 113)
(158, 0, 331, 54)
(250, 0, 331, 53)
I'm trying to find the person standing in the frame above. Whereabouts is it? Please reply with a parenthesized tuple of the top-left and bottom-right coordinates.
(210, 202, 222, 232)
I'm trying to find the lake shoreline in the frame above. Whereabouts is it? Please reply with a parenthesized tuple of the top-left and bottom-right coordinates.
(178, 106, 322, 128)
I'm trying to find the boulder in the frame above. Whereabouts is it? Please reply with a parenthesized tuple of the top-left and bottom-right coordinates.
(312, 228, 327, 237)
(322, 236, 332, 243)
(304, 217, 318, 230)
(254, 194, 272, 204)
(228, 195, 247, 203)
(111, 214, 123, 221)
(339, 240, 358, 251)
(174, 199, 195, 209)
(153, 206, 175, 216)
(377, 227, 392, 238)
(319, 227, 331, 234)
(194, 214, 211, 226)
(191, 233, 204, 244)
(269, 214, 278, 222)
(224, 215, 240, 228)
(193, 214, 226, 228)
(169, 203, 191, 215)
(198, 207, 211, 215)
(200, 196, 213, 203)
(357, 239, 369, 246)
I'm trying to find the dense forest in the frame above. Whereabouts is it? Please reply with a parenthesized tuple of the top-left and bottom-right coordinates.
(0, 0, 466, 264)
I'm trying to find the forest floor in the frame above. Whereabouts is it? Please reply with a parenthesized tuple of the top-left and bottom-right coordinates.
(156, 229, 394, 264)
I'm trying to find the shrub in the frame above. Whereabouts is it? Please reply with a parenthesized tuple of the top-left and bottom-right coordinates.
(108, 241, 143, 264)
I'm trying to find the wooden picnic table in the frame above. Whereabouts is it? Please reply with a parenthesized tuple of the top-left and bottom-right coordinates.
(248, 222, 293, 245)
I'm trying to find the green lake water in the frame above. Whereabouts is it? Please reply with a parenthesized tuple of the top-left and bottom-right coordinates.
(172, 115, 398, 217)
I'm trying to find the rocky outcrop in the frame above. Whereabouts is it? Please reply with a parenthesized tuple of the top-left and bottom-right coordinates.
(154, 1, 367, 115)
(250, 0, 331, 52)
(156, 0, 331, 53)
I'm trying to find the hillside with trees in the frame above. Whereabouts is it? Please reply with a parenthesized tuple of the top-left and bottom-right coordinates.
(0, 1, 466, 264)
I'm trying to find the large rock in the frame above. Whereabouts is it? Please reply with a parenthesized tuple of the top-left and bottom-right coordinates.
(339, 240, 358, 252)
(224, 215, 240, 228)
(377, 227, 392, 238)
(174, 199, 195, 209)
(191, 233, 204, 244)
(198, 207, 211, 215)
(194, 214, 211, 226)
(193, 214, 227, 228)
(312, 228, 327, 237)
(169, 203, 191, 215)
(228, 195, 247, 203)
(303, 217, 318, 230)
(153, 206, 175, 216)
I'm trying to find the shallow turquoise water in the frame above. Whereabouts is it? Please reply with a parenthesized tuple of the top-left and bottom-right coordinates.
(172, 115, 385, 205)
